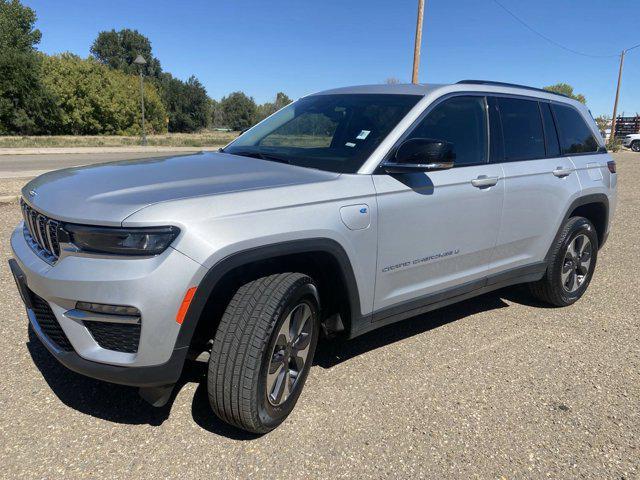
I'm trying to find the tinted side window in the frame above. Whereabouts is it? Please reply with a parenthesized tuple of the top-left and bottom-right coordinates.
(407, 96, 487, 166)
(540, 102, 560, 157)
(552, 104, 599, 154)
(497, 97, 545, 161)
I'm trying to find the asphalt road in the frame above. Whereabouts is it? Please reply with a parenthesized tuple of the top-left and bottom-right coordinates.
(0, 152, 191, 178)
(0, 152, 637, 478)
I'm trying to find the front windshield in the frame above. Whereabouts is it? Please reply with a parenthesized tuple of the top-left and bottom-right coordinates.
(223, 94, 421, 173)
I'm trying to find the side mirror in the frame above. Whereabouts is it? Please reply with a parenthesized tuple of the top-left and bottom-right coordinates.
(382, 138, 455, 173)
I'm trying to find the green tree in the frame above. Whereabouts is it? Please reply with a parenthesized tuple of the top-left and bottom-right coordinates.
(90, 29, 162, 77)
(41, 53, 166, 135)
(208, 98, 225, 128)
(594, 115, 610, 134)
(220, 91, 257, 131)
(0, 0, 40, 50)
(543, 83, 586, 104)
(0, 0, 58, 134)
(255, 92, 292, 123)
(157, 73, 209, 132)
(0, 51, 60, 134)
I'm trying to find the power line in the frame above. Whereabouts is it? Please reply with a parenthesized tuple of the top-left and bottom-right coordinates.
(491, 0, 619, 59)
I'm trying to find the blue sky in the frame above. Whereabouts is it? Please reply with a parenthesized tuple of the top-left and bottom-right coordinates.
(26, 0, 640, 116)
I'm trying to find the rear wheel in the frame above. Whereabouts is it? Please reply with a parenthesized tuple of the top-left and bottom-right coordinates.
(631, 140, 640, 152)
(207, 272, 320, 433)
(529, 216, 598, 306)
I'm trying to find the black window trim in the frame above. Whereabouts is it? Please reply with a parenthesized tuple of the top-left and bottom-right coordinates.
(376, 92, 491, 173)
(539, 101, 561, 158)
(486, 93, 606, 164)
(549, 101, 606, 158)
(376, 90, 606, 173)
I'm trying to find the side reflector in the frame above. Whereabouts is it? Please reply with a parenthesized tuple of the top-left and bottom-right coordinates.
(176, 287, 197, 325)
(607, 160, 616, 174)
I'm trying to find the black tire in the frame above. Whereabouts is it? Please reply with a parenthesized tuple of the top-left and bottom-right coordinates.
(631, 141, 640, 152)
(208, 272, 320, 433)
(529, 216, 598, 306)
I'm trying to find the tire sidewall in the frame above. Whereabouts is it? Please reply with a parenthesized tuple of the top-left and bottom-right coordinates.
(256, 281, 320, 430)
(632, 141, 640, 152)
(551, 218, 598, 304)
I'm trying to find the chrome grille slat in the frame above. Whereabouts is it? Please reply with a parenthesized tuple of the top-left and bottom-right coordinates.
(19, 199, 60, 263)
(27, 208, 37, 241)
(45, 217, 55, 253)
(48, 221, 60, 256)
(37, 214, 48, 249)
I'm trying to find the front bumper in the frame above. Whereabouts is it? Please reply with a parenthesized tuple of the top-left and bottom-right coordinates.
(10, 222, 207, 387)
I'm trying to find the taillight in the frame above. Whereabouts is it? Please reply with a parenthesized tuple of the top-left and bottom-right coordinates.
(607, 161, 616, 174)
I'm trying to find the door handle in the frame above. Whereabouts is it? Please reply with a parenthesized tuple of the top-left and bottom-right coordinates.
(471, 175, 499, 188)
(553, 167, 572, 178)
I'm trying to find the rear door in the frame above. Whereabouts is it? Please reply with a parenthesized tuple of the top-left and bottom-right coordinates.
(488, 97, 581, 275)
(373, 95, 504, 316)
(551, 103, 609, 200)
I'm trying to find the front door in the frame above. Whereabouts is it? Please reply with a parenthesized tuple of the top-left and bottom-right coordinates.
(373, 95, 504, 317)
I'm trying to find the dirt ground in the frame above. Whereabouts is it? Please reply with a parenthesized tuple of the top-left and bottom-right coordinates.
(0, 151, 637, 479)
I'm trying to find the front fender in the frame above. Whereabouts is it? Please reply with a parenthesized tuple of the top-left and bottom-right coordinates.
(174, 238, 366, 351)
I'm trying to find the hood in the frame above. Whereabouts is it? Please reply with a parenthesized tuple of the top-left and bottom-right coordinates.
(22, 151, 339, 225)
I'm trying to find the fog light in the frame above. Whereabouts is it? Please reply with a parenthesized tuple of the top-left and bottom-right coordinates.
(75, 301, 140, 316)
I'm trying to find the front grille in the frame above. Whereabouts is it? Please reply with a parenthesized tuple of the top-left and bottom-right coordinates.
(84, 321, 141, 353)
(20, 199, 61, 261)
(29, 290, 74, 352)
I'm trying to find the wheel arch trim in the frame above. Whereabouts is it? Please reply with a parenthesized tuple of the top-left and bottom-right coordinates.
(174, 238, 363, 349)
(546, 193, 610, 262)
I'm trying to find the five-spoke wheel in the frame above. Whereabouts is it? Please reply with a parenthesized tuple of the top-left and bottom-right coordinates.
(561, 234, 592, 293)
(208, 272, 320, 433)
(529, 216, 598, 306)
(266, 303, 313, 406)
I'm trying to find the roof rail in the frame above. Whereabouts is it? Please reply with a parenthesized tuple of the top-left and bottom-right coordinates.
(456, 80, 572, 99)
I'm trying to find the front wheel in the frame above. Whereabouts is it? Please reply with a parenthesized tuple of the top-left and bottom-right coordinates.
(631, 141, 640, 152)
(208, 272, 320, 433)
(529, 216, 598, 306)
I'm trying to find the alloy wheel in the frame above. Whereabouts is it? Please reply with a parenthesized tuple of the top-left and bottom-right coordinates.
(266, 302, 313, 406)
(561, 233, 592, 293)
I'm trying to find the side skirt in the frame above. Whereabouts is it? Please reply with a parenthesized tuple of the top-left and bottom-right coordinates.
(349, 262, 547, 338)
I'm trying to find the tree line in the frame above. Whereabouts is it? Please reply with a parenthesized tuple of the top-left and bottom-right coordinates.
(2, 0, 603, 138)
(0, 0, 290, 135)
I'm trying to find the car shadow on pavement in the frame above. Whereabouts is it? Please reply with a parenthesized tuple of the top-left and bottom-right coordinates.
(27, 325, 259, 438)
(26, 326, 203, 427)
(26, 286, 526, 438)
(314, 288, 514, 369)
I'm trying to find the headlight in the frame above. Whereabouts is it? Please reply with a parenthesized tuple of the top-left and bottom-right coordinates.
(62, 224, 180, 256)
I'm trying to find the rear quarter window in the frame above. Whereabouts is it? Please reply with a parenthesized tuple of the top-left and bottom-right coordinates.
(552, 104, 599, 154)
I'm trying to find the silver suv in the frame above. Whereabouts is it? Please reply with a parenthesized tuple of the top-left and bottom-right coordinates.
(9, 81, 617, 433)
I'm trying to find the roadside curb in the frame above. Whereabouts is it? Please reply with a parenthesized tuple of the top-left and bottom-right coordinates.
(0, 195, 19, 204)
(0, 146, 222, 155)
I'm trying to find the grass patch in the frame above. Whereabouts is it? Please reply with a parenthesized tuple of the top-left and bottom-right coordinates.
(0, 131, 239, 148)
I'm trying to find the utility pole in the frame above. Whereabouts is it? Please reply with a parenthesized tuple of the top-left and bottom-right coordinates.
(610, 43, 640, 143)
(610, 50, 625, 142)
(411, 0, 425, 84)
(133, 54, 148, 146)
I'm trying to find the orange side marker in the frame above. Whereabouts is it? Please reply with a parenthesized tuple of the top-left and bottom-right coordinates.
(176, 287, 197, 325)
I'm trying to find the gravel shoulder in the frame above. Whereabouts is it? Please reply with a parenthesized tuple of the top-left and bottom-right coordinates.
(0, 152, 637, 479)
